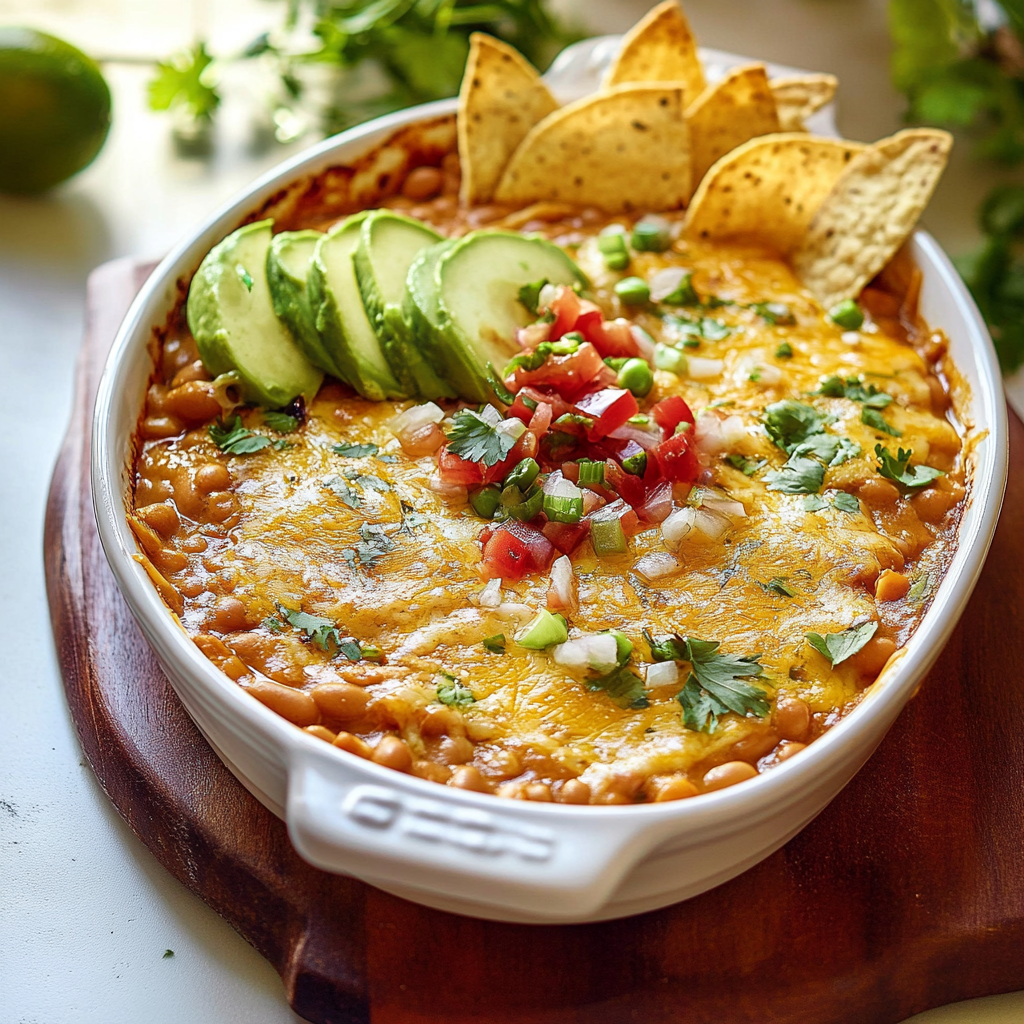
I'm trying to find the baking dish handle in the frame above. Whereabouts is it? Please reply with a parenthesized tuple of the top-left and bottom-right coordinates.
(285, 750, 664, 920)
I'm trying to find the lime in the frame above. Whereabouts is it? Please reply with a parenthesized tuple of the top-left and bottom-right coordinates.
(0, 27, 112, 193)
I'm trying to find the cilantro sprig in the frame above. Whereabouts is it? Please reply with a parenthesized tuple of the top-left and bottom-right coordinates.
(208, 415, 288, 455)
(445, 410, 516, 466)
(875, 445, 945, 489)
(277, 606, 376, 662)
(644, 631, 769, 733)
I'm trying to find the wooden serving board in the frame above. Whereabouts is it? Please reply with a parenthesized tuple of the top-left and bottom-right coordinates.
(45, 258, 1024, 1024)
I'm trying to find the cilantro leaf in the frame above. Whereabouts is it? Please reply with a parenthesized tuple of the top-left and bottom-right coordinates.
(763, 400, 832, 452)
(802, 494, 828, 512)
(725, 454, 766, 476)
(148, 42, 221, 122)
(765, 455, 825, 494)
(278, 606, 366, 661)
(832, 491, 862, 514)
(644, 631, 769, 733)
(263, 410, 298, 433)
(587, 665, 649, 709)
(814, 375, 893, 407)
(749, 301, 796, 325)
(875, 444, 945, 489)
(517, 278, 549, 316)
(861, 407, 902, 436)
(209, 416, 272, 455)
(806, 622, 878, 667)
(437, 676, 475, 708)
(445, 410, 516, 466)
(333, 441, 379, 458)
(344, 470, 390, 492)
(322, 475, 361, 508)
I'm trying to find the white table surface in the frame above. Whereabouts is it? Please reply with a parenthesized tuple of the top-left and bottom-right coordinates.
(1, 1, 1022, 1021)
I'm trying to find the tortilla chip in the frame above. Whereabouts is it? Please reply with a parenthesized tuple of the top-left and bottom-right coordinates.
(683, 133, 865, 255)
(457, 33, 559, 205)
(686, 64, 781, 189)
(770, 74, 839, 131)
(793, 128, 952, 309)
(494, 84, 691, 214)
(603, 0, 706, 103)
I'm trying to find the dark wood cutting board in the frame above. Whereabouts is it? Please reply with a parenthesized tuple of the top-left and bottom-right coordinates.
(44, 257, 1024, 1024)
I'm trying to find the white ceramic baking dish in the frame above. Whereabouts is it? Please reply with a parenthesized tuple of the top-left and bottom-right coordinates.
(92, 39, 1008, 923)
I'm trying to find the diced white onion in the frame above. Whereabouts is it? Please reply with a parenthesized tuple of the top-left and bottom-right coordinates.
(553, 634, 619, 674)
(497, 416, 527, 442)
(608, 421, 662, 450)
(695, 412, 746, 456)
(630, 325, 656, 365)
(648, 267, 688, 302)
(428, 472, 467, 501)
(480, 404, 503, 427)
(687, 356, 724, 380)
(516, 321, 552, 349)
(662, 504, 731, 548)
(746, 362, 783, 385)
(582, 488, 606, 514)
(542, 473, 582, 501)
(389, 401, 444, 441)
(645, 661, 680, 687)
(538, 283, 558, 311)
(661, 506, 695, 548)
(841, 331, 861, 345)
(720, 414, 747, 448)
(547, 554, 578, 614)
(634, 551, 681, 581)
(478, 578, 502, 608)
(691, 485, 747, 520)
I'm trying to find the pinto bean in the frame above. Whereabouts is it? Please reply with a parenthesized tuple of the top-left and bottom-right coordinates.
(703, 761, 758, 792)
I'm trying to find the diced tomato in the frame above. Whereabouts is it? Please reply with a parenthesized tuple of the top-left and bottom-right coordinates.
(549, 286, 581, 339)
(652, 395, 696, 438)
(599, 455, 646, 507)
(559, 461, 580, 484)
(542, 519, 591, 555)
(480, 520, 555, 580)
(508, 341, 606, 398)
(527, 401, 553, 438)
(507, 394, 536, 424)
(655, 431, 700, 483)
(574, 387, 639, 440)
(580, 316, 640, 359)
(520, 386, 571, 419)
(438, 448, 484, 486)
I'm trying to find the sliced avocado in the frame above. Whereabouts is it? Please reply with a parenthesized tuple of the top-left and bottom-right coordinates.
(353, 211, 454, 400)
(404, 240, 473, 393)
(434, 231, 587, 402)
(186, 219, 323, 408)
(267, 229, 348, 383)
(308, 214, 406, 401)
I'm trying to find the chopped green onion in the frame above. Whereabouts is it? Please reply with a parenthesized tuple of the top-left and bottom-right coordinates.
(655, 343, 688, 374)
(607, 628, 633, 666)
(775, 342, 793, 359)
(577, 459, 605, 487)
(591, 517, 627, 555)
(614, 277, 650, 305)
(631, 216, 672, 252)
(504, 457, 539, 491)
(543, 492, 583, 523)
(515, 609, 568, 649)
(616, 357, 654, 397)
(828, 299, 864, 330)
(552, 332, 583, 353)
(603, 356, 629, 370)
(621, 450, 648, 476)
(597, 232, 630, 270)
(499, 483, 543, 522)
(520, 395, 538, 411)
(486, 362, 516, 404)
(469, 485, 502, 519)
(554, 412, 594, 430)
(483, 633, 506, 654)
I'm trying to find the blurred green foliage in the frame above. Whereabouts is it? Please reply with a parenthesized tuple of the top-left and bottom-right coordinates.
(149, 0, 579, 137)
(890, 0, 1024, 371)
